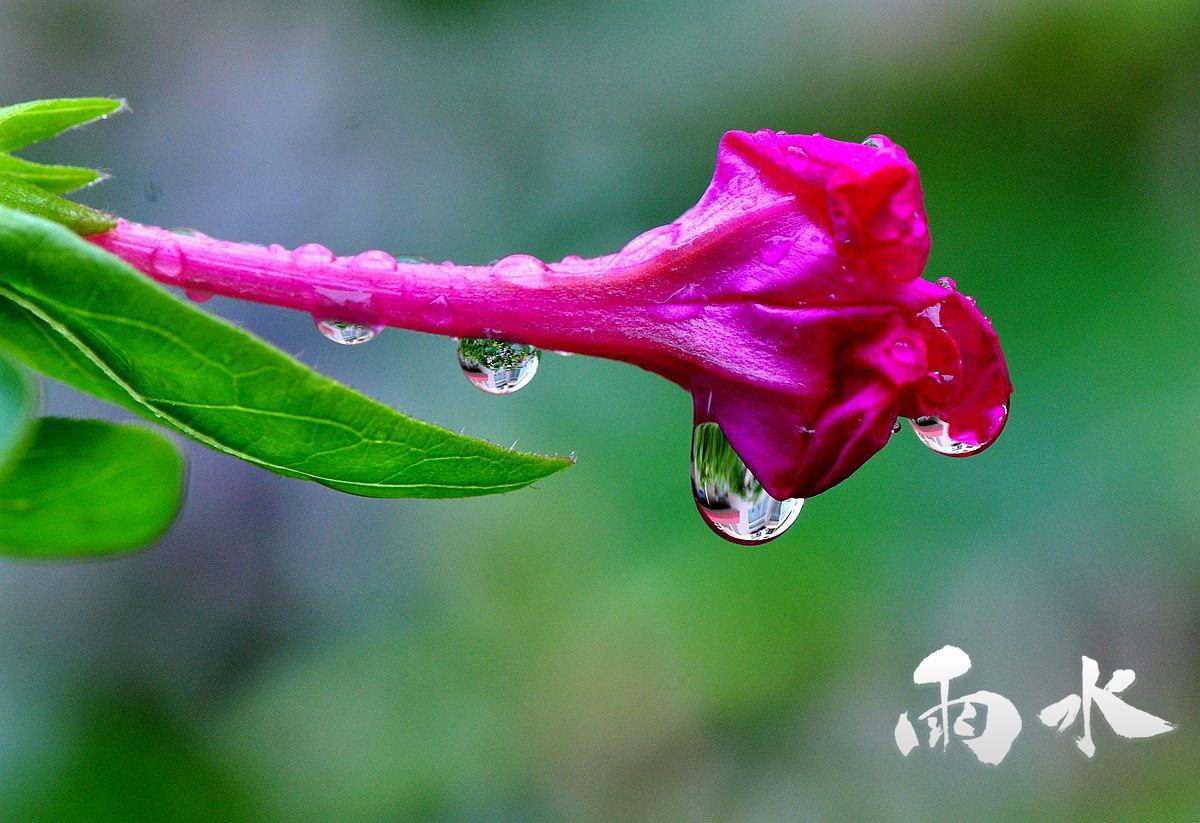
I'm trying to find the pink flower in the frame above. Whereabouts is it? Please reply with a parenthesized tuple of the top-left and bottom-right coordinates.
(91, 129, 1011, 502)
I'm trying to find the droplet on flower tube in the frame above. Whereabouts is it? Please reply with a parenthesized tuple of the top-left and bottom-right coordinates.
(292, 243, 336, 270)
(457, 338, 539, 394)
(691, 421, 803, 544)
(314, 318, 382, 345)
(150, 239, 183, 278)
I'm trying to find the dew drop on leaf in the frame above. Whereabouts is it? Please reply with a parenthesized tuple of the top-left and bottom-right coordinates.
(691, 421, 803, 544)
(457, 338, 539, 394)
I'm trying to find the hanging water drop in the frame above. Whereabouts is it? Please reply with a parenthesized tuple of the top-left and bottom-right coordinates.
(185, 288, 213, 303)
(691, 422, 803, 544)
(314, 318, 383, 345)
(910, 406, 1007, 456)
(457, 338, 539, 394)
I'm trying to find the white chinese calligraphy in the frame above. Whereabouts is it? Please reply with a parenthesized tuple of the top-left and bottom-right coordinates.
(896, 648, 1175, 763)
(894, 645, 1022, 765)
(1038, 655, 1175, 758)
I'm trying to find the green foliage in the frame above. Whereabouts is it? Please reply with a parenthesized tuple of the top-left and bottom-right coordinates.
(0, 154, 103, 193)
(0, 354, 35, 470)
(0, 206, 571, 499)
(0, 418, 184, 557)
(0, 97, 120, 234)
(0, 97, 123, 152)
(0, 175, 113, 234)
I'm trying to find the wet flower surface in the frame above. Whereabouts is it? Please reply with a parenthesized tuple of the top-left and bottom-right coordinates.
(90, 129, 1012, 505)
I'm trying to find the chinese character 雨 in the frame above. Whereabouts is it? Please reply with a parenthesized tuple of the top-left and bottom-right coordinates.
(1038, 655, 1175, 758)
(894, 645, 1022, 765)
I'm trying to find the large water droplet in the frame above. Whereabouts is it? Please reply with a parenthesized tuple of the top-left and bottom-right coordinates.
(150, 240, 183, 278)
(314, 318, 382, 345)
(910, 408, 1006, 456)
(457, 338, 539, 394)
(691, 422, 803, 544)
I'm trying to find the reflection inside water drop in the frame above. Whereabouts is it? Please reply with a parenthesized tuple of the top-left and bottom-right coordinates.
(457, 338, 539, 394)
(691, 422, 803, 544)
(910, 408, 1006, 456)
(313, 318, 383, 345)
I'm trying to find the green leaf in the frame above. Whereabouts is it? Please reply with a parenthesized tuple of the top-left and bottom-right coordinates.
(0, 97, 123, 152)
(0, 175, 114, 234)
(0, 354, 36, 472)
(0, 206, 571, 498)
(0, 154, 103, 193)
(0, 418, 183, 557)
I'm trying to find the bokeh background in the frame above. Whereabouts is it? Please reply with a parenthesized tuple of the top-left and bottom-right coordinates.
(1, 0, 1198, 819)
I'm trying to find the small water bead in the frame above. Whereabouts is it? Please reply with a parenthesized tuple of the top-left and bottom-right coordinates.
(862, 137, 883, 148)
(168, 226, 206, 238)
(292, 243, 336, 270)
(314, 318, 383, 345)
(351, 250, 397, 272)
(491, 254, 547, 281)
(457, 338, 539, 394)
(691, 422, 803, 544)
(394, 254, 433, 265)
(891, 419, 903, 434)
(184, 288, 213, 303)
(936, 276, 956, 290)
(910, 410, 1005, 456)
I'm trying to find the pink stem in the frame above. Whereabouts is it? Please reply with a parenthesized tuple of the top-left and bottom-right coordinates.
(89, 219, 670, 367)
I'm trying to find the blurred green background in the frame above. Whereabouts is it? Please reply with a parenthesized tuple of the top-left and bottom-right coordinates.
(1, 0, 1198, 819)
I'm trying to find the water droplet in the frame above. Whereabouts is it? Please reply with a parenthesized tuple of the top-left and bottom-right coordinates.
(691, 422, 803, 544)
(150, 240, 184, 278)
(293, 243, 336, 270)
(759, 236, 794, 265)
(457, 338, 539, 394)
(491, 254, 547, 281)
(891, 419, 902, 434)
(184, 288, 213, 303)
(313, 318, 382, 345)
(169, 226, 206, 238)
(862, 137, 883, 148)
(910, 409, 1006, 456)
(395, 254, 432, 264)
(936, 276, 956, 290)
(350, 250, 397, 272)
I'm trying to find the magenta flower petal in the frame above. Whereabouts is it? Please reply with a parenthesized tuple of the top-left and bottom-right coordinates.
(90, 129, 1012, 502)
